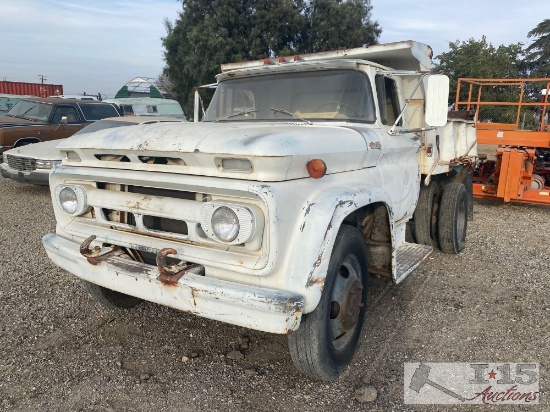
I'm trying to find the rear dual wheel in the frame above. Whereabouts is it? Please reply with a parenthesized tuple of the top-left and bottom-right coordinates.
(414, 181, 467, 254)
(438, 182, 467, 254)
(413, 181, 440, 248)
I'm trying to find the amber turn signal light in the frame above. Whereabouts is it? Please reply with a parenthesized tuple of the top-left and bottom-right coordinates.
(307, 159, 327, 179)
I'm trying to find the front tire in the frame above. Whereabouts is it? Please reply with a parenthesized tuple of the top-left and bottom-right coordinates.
(438, 182, 467, 254)
(288, 225, 368, 381)
(83, 281, 142, 309)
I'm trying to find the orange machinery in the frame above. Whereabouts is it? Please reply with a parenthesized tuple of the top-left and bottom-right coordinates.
(454, 78, 550, 205)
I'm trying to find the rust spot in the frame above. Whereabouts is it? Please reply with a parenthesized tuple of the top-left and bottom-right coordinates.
(80, 235, 98, 256)
(191, 288, 197, 307)
(306, 274, 325, 288)
(305, 199, 356, 287)
(156, 248, 188, 286)
(79, 235, 124, 265)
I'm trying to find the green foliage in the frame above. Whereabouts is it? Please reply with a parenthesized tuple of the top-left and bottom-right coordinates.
(525, 19, 550, 77)
(162, 0, 380, 114)
(300, 0, 381, 53)
(433, 36, 524, 106)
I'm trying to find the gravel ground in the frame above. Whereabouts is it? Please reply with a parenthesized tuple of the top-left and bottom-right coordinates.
(0, 176, 548, 411)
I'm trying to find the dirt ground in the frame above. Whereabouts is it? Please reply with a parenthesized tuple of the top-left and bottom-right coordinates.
(0, 176, 548, 411)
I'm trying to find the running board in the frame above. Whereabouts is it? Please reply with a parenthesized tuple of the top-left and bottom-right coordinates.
(394, 242, 433, 284)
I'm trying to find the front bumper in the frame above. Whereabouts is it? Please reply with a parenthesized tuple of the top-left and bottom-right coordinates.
(1, 163, 49, 185)
(42, 233, 304, 334)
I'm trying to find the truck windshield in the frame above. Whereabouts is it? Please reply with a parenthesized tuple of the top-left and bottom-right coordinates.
(204, 70, 375, 123)
(7, 100, 53, 121)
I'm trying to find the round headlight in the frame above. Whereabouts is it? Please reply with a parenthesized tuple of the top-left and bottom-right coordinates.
(211, 206, 240, 242)
(55, 185, 87, 216)
(59, 187, 78, 214)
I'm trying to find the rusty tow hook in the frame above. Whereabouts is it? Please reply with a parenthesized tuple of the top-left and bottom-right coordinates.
(79, 235, 124, 265)
(156, 248, 190, 286)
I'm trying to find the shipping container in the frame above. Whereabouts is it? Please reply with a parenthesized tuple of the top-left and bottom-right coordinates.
(0, 81, 63, 98)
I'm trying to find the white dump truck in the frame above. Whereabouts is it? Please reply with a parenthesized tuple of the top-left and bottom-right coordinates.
(42, 41, 476, 380)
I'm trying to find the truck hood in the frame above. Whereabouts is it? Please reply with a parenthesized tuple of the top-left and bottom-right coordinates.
(3, 138, 64, 160)
(57, 121, 373, 181)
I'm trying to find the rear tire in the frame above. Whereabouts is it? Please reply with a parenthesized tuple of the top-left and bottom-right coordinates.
(413, 181, 440, 248)
(83, 281, 142, 309)
(288, 225, 368, 381)
(438, 182, 467, 254)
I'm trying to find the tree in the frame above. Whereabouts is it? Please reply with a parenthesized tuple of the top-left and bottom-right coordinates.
(162, 0, 381, 114)
(524, 19, 550, 77)
(434, 36, 523, 105)
(299, 0, 380, 53)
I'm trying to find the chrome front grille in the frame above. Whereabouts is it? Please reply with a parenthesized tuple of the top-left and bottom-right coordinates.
(6, 155, 36, 172)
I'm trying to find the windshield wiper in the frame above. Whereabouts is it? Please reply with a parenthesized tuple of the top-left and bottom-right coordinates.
(269, 108, 312, 125)
(12, 114, 35, 121)
(10, 106, 38, 121)
(21, 105, 37, 116)
(216, 109, 258, 121)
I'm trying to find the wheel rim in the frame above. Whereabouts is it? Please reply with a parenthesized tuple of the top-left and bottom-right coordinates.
(329, 254, 364, 352)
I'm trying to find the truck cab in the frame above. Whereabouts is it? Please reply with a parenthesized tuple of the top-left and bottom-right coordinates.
(42, 41, 476, 380)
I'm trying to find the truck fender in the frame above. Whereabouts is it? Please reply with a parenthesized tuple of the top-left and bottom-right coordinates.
(290, 185, 393, 313)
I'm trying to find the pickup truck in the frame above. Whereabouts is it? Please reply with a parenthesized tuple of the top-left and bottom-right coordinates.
(0, 97, 120, 157)
(42, 41, 477, 380)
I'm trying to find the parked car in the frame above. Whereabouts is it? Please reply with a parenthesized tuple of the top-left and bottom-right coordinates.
(1, 116, 186, 185)
(104, 98, 186, 119)
(49, 94, 100, 101)
(0, 94, 34, 115)
(0, 97, 121, 158)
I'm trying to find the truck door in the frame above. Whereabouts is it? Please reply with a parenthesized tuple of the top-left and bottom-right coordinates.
(375, 75, 421, 220)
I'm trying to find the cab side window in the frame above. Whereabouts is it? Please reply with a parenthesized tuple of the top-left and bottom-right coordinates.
(121, 105, 134, 115)
(52, 106, 81, 124)
(375, 75, 401, 126)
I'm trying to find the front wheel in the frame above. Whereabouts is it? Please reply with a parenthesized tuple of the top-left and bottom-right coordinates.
(83, 281, 142, 309)
(288, 225, 368, 381)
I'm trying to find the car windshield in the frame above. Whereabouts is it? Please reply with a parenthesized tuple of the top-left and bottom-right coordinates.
(7, 100, 53, 121)
(78, 103, 120, 121)
(204, 69, 376, 123)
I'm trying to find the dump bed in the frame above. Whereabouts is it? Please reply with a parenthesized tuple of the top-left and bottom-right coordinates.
(221, 41, 433, 73)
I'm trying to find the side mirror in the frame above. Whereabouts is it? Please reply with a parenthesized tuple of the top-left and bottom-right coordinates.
(425, 75, 449, 127)
(60, 116, 68, 125)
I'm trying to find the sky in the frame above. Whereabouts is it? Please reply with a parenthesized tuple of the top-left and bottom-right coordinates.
(1, 0, 549, 98)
